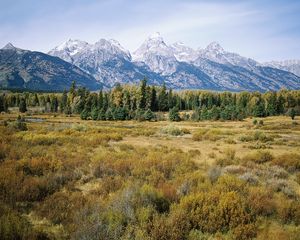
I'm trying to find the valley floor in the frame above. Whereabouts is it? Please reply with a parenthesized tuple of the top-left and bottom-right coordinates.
(0, 113, 300, 239)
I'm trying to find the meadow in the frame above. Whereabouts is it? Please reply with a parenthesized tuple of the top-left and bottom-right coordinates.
(0, 108, 300, 240)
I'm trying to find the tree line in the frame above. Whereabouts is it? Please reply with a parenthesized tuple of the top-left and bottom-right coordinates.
(1, 79, 300, 121)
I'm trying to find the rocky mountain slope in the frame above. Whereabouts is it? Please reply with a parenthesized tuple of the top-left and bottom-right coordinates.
(263, 60, 300, 77)
(0, 43, 101, 91)
(49, 33, 300, 92)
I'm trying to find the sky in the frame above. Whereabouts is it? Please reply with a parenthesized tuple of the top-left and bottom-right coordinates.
(0, 0, 300, 62)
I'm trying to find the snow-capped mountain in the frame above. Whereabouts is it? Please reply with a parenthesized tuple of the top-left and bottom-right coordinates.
(48, 33, 300, 91)
(0, 43, 100, 91)
(49, 38, 163, 87)
(198, 42, 258, 70)
(170, 42, 198, 62)
(132, 32, 178, 75)
(263, 60, 300, 77)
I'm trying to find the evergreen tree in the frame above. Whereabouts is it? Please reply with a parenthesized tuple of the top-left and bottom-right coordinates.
(169, 107, 181, 121)
(158, 82, 168, 111)
(69, 81, 76, 100)
(32, 93, 39, 107)
(252, 102, 265, 117)
(150, 86, 158, 111)
(64, 102, 72, 115)
(91, 107, 99, 120)
(139, 78, 147, 109)
(98, 91, 104, 109)
(19, 98, 27, 113)
(105, 108, 114, 120)
(113, 107, 127, 120)
(144, 109, 155, 121)
(80, 109, 90, 120)
(97, 108, 106, 120)
(289, 108, 296, 120)
(60, 90, 68, 113)
(0, 95, 4, 112)
(50, 96, 58, 112)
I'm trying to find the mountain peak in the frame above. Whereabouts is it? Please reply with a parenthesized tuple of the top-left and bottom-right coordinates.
(55, 39, 88, 51)
(2, 42, 16, 50)
(205, 41, 224, 53)
(148, 32, 163, 40)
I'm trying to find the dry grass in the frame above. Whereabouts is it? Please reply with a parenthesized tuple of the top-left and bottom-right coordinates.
(1, 113, 300, 239)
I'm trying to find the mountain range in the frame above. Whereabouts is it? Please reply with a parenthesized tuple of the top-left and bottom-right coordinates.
(1, 32, 300, 92)
(0, 43, 100, 91)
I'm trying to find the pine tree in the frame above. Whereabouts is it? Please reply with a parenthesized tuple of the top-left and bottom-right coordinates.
(98, 91, 104, 109)
(91, 107, 99, 120)
(144, 109, 155, 121)
(97, 108, 106, 120)
(158, 82, 168, 111)
(169, 107, 181, 121)
(150, 86, 158, 111)
(105, 108, 114, 120)
(50, 96, 58, 112)
(19, 98, 27, 113)
(0, 95, 4, 112)
(289, 108, 296, 120)
(80, 109, 89, 120)
(139, 78, 147, 109)
(60, 90, 68, 113)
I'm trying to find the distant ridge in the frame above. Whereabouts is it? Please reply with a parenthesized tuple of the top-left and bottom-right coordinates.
(0, 44, 101, 91)
(49, 33, 300, 92)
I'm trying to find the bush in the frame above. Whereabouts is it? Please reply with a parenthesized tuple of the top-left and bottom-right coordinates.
(242, 150, 273, 164)
(144, 109, 156, 121)
(178, 190, 256, 235)
(192, 129, 222, 142)
(215, 148, 236, 166)
(207, 166, 222, 183)
(0, 204, 39, 240)
(36, 191, 87, 225)
(9, 115, 27, 131)
(160, 125, 183, 136)
(247, 187, 275, 216)
(169, 107, 181, 122)
(272, 153, 300, 172)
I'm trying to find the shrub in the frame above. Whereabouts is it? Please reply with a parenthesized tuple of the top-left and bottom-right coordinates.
(160, 125, 183, 136)
(242, 150, 273, 164)
(178, 190, 256, 235)
(169, 107, 181, 122)
(272, 153, 300, 172)
(10, 115, 27, 131)
(192, 129, 222, 142)
(239, 173, 258, 185)
(207, 166, 222, 183)
(36, 191, 87, 225)
(276, 196, 300, 224)
(247, 187, 275, 216)
(144, 109, 156, 121)
(215, 148, 236, 166)
(0, 204, 37, 240)
(253, 131, 273, 142)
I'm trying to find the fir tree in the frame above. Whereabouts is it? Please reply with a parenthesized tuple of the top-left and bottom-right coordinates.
(139, 78, 147, 110)
(19, 98, 27, 113)
(169, 107, 181, 121)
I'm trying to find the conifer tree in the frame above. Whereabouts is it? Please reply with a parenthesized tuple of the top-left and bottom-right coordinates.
(139, 78, 147, 110)
(19, 98, 27, 113)
(169, 107, 181, 121)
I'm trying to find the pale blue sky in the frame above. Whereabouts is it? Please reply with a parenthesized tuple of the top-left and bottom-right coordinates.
(0, 0, 299, 62)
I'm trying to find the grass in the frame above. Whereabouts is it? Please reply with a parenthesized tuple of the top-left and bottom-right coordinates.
(0, 113, 300, 239)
